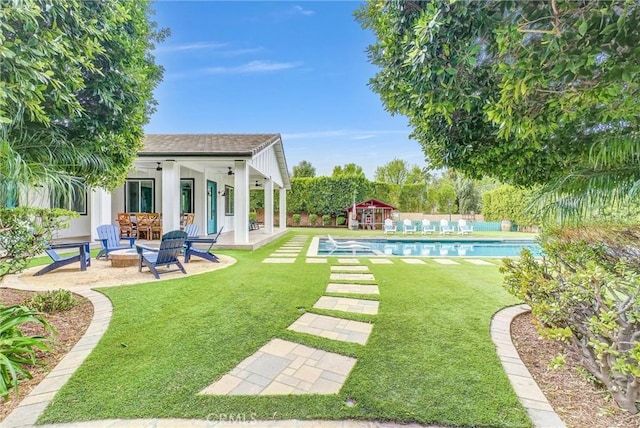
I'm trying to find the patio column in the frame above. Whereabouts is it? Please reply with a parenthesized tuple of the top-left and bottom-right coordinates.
(279, 188, 287, 230)
(90, 188, 112, 240)
(162, 160, 181, 233)
(264, 178, 273, 233)
(233, 160, 249, 244)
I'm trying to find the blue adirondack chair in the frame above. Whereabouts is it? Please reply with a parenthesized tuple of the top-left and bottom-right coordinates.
(96, 224, 136, 260)
(34, 242, 91, 276)
(136, 230, 188, 279)
(184, 226, 224, 263)
(183, 223, 199, 237)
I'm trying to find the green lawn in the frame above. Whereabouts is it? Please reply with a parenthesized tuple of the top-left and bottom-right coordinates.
(37, 230, 531, 427)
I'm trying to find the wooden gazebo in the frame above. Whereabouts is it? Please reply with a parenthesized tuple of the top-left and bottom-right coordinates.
(345, 198, 397, 230)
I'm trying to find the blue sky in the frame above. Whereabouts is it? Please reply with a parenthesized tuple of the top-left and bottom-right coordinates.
(145, 0, 425, 179)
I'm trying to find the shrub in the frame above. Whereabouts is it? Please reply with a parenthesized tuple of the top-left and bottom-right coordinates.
(0, 305, 55, 398)
(0, 207, 76, 278)
(308, 213, 318, 226)
(292, 214, 301, 226)
(249, 211, 257, 222)
(24, 289, 78, 313)
(336, 216, 346, 226)
(322, 214, 331, 226)
(501, 225, 640, 414)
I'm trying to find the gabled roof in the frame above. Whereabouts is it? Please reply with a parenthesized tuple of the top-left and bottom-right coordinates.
(345, 198, 397, 211)
(140, 134, 281, 157)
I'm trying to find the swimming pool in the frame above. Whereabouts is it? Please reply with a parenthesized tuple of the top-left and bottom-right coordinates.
(315, 238, 540, 257)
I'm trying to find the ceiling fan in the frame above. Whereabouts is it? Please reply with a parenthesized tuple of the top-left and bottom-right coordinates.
(156, 162, 162, 171)
(227, 167, 234, 176)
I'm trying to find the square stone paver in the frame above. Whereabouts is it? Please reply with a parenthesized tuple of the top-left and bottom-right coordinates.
(464, 259, 495, 265)
(433, 258, 460, 265)
(330, 273, 375, 281)
(200, 339, 356, 395)
(326, 283, 379, 295)
(288, 313, 373, 344)
(306, 258, 328, 264)
(400, 259, 427, 264)
(337, 258, 359, 264)
(269, 253, 298, 257)
(369, 258, 393, 264)
(330, 265, 369, 272)
(313, 296, 379, 315)
(262, 258, 296, 263)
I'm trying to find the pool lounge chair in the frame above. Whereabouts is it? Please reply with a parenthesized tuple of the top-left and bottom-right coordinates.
(458, 219, 473, 234)
(383, 218, 397, 234)
(402, 219, 416, 234)
(421, 219, 436, 234)
(326, 235, 370, 254)
(439, 219, 454, 234)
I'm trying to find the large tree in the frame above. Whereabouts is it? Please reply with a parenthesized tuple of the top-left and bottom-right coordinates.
(332, 163, 366, 179)
(356, 1, 640, 217)
(292, 160, 316, 178)
(0, 0, 166, 199)
(374, 158, 409, 185)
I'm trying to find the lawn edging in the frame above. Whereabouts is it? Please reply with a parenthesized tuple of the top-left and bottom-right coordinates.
(491, 304, 566, 428)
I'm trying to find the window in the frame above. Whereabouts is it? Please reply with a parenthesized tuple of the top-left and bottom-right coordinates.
(180, 179, 194, 213)
(224, 185, 234, 216)
(50, 180, 87, 215)
(125, 179, 154, 212)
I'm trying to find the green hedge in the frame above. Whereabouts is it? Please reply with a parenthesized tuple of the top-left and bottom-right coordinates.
(482, 185, 538, 226)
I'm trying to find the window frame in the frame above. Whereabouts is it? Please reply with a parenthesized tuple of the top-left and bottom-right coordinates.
(224, 185, 234, 216)
(125, 178, 155, 213)
(180, 178, 194, 214)
(50, 180, 87, 215)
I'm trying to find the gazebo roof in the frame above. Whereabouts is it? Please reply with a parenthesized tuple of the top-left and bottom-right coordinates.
(345, 198, 397, 211)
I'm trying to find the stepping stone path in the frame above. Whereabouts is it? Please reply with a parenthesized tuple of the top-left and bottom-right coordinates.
(433, 258, 460, 265)
(205, 243, 380, 396)
(464, 259, 495, 265)
(262, 235, 308, 263)
(330, 265, 369, 272)
(200, 338, 356, 395)
(306, 258, 328, 264)
(287, 313, 373, 344)
(330, 273, 375, 281)
(400, 258, 427, 264)
(326, 283, 379, 295)
(369, 258, 393, 264)
(314, 296, 379, 315)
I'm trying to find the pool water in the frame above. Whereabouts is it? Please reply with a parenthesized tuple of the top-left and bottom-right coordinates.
(317, 238, 540, 257)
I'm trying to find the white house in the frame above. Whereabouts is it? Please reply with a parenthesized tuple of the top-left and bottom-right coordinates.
(41, 134, 291, 247)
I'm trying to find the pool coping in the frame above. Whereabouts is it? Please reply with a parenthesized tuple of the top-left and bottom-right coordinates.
(308, 236, 538, 258)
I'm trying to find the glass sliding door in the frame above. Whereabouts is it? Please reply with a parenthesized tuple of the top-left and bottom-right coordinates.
(126, 179, 154, 212)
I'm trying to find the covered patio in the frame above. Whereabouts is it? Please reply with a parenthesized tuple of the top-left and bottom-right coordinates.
(50, 134, 291, 247)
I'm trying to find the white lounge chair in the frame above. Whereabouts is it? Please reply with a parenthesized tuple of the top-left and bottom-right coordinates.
(458, 219, 473, 234)
(402, 219, 416, 234)
(383, 218, 397, 234)
(326, 236, 370, 253)
(457, 244, 474, 256)
(439, 219, 454, 234)
(421, 219, 436, 234)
